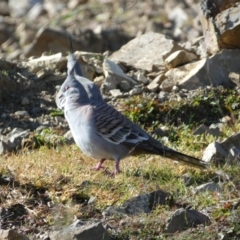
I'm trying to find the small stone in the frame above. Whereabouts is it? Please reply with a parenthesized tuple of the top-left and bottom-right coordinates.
(21, 97, 30, 105)
(15, 110, 29, 118)
(195, 181, 221, 193)
(193, 124, 209, 135)
(129, 87, 143, 96)
(208, 123, 223, 137)
(94, 75, 104, 87)
(158, 91, 169, 101)
(137, 73, 149, 84)
(109, 89, 123, 98)
(120, 80, 131, 91)
(172, 85, 179, 93)
(88, 196, 97, 205)
(103, 75, 118, 91)
(64, 130, 74, 145)
(147, 81, 159, 92)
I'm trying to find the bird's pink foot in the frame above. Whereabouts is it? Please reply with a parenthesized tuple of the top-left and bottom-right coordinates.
(111, 160, 121, 176)
(92, 159, 106, 171)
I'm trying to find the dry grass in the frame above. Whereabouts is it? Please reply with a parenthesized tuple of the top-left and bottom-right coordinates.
(1, 145, 197, 206)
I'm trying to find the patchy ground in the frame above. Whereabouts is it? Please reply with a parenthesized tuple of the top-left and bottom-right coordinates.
(1, 90, 240, 238)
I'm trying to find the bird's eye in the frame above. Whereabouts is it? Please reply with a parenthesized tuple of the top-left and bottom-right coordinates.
(65, 85, 70, 91)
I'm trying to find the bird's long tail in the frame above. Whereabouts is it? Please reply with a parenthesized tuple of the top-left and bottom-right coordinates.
(164, 148, 208, 169)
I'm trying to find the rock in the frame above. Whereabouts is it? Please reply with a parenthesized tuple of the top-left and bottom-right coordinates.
(23, 52, 66, 72)
(9, 0, 43, 17)
(147, 81, 159, 92)
(21, 97, 30, 105)
(195, 181, 221, 193)
(88, 196, 97, 205)
(202, 142, 227, 163)
(168, 6, 188, 29)
(94, 75, 104, 87)
(0, 229, 29, 240)
(68, 0, 88, 9)
(129, 87, 143, 96)
(14, 111, 29, 118)
(23, 28, 80, 58)
(50, 221, 111, 240)
(109, 89, 123, 98)
(103, 59, 136, 84)
(109, 32, 184, 72)
(147, 74, 164, 92)
(27, 2, 46, 20)
(200, 0, 240, 55)
(163, 49, 240, 90)
(136, 72, 149, 84)
(0, 141, 8, 155)
(193, 123, 223, 137)
(158, 91, 169, 101)
(165, 208, 210, 233)
(193, 124, 209, 135)
(172, 85, 179, 93)
(229, 72, 240, 86)
(120, 80, 131, 91)
(208, 123, 223, 137)
(152, 127, 169, 137)
(102, 75, 118, 91)
(165, 50, 198, 69)
(0, 1, 10, 16)
(203, 133, 240, 163)
(103, 189, 170, 216)
(7, 128, 31, 151)
(64, 130, 74, 145)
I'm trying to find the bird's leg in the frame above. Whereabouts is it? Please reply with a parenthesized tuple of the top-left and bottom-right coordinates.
(92, 158, 106, 170)
(113, 160, 121, 175)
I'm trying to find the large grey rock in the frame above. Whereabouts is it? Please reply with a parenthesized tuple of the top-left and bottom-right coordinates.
(200, 0, 240, 55)
(50, 221, 111, 240)
(109, 32, 184, 72)
(165, 208, 210, 233)
(162, 49, 240, 90)
(203, 132, 240, 163)
(104, 190, 170, 216)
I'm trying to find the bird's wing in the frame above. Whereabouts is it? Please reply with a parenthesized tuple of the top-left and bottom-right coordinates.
(92, 101, 208, 169)
(92, 102, 148, 145)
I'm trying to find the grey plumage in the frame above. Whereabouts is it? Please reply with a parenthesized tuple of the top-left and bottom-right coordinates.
(58, 40, 208, 175)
